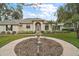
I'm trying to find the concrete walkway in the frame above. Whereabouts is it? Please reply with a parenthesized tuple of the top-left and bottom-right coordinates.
(0, 36, 79, 56)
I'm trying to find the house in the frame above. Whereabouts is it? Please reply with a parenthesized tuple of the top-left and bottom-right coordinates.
(0, 18, 74, 33)
(0, 18, 75, 34)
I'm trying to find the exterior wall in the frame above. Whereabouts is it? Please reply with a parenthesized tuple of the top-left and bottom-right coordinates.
(58, 23, 64, 31)
(0, 25, 20, 33)
(32, 22, 36, 32)
(19, 24, 33, 32)
(60, 25, 64, 31)
(49, 24, 52, 32)
(13, 25, 19, 33)
(0, 21, 66, 33)
(0, 25, 6, 33)
(40, 22, 45, 31)
(42, 24, 45, 31)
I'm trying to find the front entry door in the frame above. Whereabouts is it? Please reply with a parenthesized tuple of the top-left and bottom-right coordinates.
(35, 22, 41, 31)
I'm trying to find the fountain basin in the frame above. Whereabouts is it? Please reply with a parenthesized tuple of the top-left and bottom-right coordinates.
(14, 38, 63, 56)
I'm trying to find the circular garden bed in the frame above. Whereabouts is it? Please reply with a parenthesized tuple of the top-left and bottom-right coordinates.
(14, 38, 63, 56)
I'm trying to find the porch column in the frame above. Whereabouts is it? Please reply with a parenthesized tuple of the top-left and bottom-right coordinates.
(40, 22, 44, 31)
(60, 25, 63, 31)
(49, 24, 52, 32)
(33, 22, 36, 32)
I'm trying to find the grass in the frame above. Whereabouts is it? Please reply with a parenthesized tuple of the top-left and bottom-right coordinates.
(0, 34, 30, 48)
(44, 32, 79, 48)
(0, 32, 79, 49)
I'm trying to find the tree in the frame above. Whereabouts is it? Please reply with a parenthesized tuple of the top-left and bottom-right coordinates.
(69, 14, 79, 30)
(65, 3, 79, 14)
(64, 4, 79, 30)
(57, 3, 79, 23)
(0, 3, 8, 21)
(57, 6, 65, 22)
(0, 3, 24, 21)
(57, 5, 72, 23)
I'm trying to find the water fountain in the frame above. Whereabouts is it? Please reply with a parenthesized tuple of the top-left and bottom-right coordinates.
(35, 31, 42, 56)
(14, 23, 63, 56)
(35, 23, 42, 55)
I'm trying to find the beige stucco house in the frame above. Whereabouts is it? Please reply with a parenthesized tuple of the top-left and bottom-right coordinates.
(0, 18, 52, 33)
(0, 18, 73, 34)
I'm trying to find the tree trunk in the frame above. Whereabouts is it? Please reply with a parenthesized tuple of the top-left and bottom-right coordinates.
(74, 23, 77, 31)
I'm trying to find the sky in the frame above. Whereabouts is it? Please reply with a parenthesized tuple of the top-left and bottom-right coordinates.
(9, 3, 64, 21)
(23, 3, 64, 21)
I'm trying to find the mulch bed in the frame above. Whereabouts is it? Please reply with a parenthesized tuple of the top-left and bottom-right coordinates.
(14, 38, 63, 56)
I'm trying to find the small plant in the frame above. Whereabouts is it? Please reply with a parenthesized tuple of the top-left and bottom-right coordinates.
(7, 31, 11, 34)
(41, 31, 44, 33)
(12, 31, 16, 34)
(43, 31, 51, 34)
(1, 31, 6, 34)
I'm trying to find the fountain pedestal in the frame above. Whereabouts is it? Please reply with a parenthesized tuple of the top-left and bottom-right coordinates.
(35, 31, 42, 56)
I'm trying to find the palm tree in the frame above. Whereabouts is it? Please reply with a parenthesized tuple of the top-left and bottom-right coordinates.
(0, 3, 24, 21)
(69, 14, 79, 31)
(57, 5, 72, 23)
(0, 3, 7, 21)
(64, 3, 79, 30)
(65, 3, 79, 14)
(12, 10, 22, 19)
(16, 4, 23, 19)
(57, 3, 79, 38)
(57, 6, 66, 23)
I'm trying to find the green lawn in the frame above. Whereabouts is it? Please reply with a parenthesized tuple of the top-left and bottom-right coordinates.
(0, 34, 30, 48)
(0, 32, 79, 49)
(44, 32, 79, 48)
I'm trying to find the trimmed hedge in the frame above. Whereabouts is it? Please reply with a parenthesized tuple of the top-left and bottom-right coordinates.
(62, 28, 74, 32)
(7, 31, 11, 34)
(12, 31, 16, 34)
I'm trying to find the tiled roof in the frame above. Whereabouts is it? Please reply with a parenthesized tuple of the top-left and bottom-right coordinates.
(0, 20, 20, 25)
(0, 18, 48, 25)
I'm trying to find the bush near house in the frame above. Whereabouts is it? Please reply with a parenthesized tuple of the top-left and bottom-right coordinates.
(62, 28, 74, 32)
(0, 31, 6, 34)
(42, 30, 52, 34)
(0, 31, 17, 35)
(42, 30, 70, 34)
(7, 31, 11, 34)
(53, 30, 69, 33)
(12, 31, 16, 34)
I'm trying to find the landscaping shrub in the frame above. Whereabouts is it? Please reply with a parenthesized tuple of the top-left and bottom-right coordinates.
(12, 31, 16, 34)
(62, 28, 74, 32)
(7, 31, 11, 34)
(0, 31, 6, 34)
(41, 31, 44, 33)
(43, 31, 52, 34)
(33, 31, 36, 33)
(69, 29, 74, 31)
